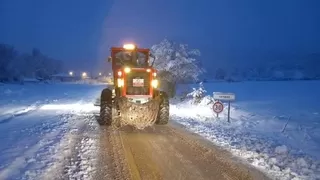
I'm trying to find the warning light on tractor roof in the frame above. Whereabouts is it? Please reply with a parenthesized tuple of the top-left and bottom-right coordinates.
(123, 44, 136, 50)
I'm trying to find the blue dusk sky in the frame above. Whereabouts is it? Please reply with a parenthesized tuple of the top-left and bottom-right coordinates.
(1, 0, 319, 72)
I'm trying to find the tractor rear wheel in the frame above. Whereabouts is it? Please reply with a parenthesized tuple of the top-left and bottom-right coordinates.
(156, 92, 169, 125)
(98, 88, 112, 126)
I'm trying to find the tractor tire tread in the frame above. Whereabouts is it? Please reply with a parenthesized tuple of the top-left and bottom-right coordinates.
(99, 88, 113, 126)
(157, 93, 169, 125)
(99, 102, 112, 126)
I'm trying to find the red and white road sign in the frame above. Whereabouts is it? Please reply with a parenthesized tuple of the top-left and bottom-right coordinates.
(213, 101, 224, 114)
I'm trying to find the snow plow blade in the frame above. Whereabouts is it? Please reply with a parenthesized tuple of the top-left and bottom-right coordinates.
(117, 97, 160, 129)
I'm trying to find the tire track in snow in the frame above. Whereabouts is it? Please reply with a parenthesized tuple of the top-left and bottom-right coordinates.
(37, 114, 99, 180)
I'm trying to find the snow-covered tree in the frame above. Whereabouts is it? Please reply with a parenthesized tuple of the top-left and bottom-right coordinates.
(0, 44, 17, 80)
(151, 39, 205, 84)
(292, 70, 304, 80)
(273, 70, 284, 79)
(0, 43, 63, 82)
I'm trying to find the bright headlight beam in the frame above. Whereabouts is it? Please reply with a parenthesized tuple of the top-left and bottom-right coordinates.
(124, 67, 131, 73)
(151, 79, 158, 88)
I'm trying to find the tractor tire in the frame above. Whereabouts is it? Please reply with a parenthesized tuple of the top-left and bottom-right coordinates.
(156, 92, 169, 125)
(98, 88, 112, 126)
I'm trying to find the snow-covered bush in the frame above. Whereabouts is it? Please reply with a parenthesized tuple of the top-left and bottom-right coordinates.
(187, 82, 207, 104)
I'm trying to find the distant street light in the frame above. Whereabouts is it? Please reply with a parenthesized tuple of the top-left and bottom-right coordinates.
(99, 72, 102, 76)
(82, 72, 87, 77)
(69, 71, 73, 76)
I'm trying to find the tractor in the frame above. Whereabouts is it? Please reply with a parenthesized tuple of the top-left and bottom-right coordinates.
(98, 44, 169, 128)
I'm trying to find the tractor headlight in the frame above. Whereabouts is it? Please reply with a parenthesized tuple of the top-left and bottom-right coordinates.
(151, 79, 158, 88)
(118, 71, 122, 76)
(117, 78, 124, 87)
(124, 67, 131, 73)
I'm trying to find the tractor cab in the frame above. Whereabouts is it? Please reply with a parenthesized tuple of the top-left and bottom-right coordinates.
(108, 44, 152, 68)
(114, 50, 148, 67)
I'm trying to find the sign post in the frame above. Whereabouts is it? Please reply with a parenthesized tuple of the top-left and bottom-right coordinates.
(227, 101, 231, 122)
(213, 92, 236, 123)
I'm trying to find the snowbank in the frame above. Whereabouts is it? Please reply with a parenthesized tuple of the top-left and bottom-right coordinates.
(172, 81, 320, 180)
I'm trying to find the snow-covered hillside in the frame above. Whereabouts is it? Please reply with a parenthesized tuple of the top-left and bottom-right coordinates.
(172, 80, 320, 180)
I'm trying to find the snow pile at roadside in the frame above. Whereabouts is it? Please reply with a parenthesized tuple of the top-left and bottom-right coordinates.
(171, 82, 320, 180)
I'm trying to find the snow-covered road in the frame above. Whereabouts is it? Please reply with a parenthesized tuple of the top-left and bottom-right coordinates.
(0, 83, 103, 179)
(0, 83, 269, 180)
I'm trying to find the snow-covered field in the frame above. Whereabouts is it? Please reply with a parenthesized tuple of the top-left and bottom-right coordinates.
(0, 83, 102, 179)
(172, 80, 320, 180)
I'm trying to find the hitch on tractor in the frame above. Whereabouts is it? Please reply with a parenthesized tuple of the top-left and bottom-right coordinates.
(97, 44, 169, 129)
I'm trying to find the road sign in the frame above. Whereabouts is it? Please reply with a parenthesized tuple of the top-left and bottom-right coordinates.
(213, 92, 235, 101)
(213, 101, 224, 114)
(212, 92, 236, 123)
